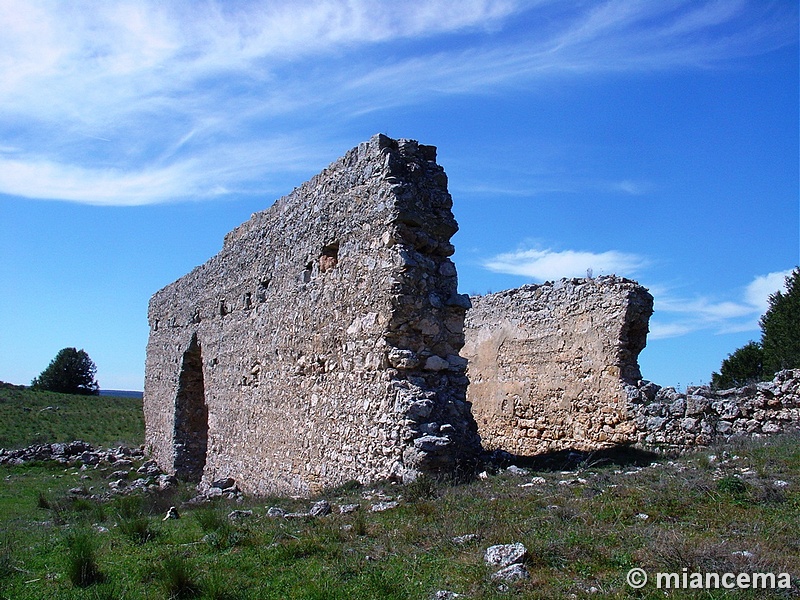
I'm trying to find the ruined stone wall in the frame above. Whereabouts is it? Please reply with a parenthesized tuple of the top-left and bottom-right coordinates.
(144, 134, 480, 496)
(627, 369, 800, 449)
(462, 277, 653, 456)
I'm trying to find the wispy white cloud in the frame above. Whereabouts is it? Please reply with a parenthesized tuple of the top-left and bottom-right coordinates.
(484, 247, 648, 280)
(453, 177, 652, 198)
(0, 136, 330, 205)
(0, 0, 793, 205)
(648, 269, 792, 340)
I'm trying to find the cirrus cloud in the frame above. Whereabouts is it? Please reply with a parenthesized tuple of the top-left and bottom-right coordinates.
(0, 0, 793, 205)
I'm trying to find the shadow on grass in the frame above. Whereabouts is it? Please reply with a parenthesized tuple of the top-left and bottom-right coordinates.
(487, 444, 661, 472)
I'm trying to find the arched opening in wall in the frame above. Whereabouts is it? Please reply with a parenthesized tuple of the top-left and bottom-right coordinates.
(173, 333, 208, 482)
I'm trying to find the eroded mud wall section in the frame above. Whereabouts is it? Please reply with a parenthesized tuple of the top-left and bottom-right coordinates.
(463, 277, 653, 456)
(144, 134, 480, 496)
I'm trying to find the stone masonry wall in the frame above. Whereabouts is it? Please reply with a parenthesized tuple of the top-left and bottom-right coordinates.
(144, 134, 481, 497)
(627, 369, 800, 450)
(462, 276, 654, 456)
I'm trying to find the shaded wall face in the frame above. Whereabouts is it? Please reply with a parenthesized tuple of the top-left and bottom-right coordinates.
(143, 135, 480, 496)
(462, 277, 653, 456)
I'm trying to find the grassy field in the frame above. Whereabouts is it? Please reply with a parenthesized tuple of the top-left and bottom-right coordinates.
(0, 386, 143, 449)
(0, 389, 798, 598)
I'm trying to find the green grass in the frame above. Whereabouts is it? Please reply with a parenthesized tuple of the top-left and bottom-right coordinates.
(0, 387, 143, 449)
(0, 433, 798, 598)
(0, 389, 797, 597)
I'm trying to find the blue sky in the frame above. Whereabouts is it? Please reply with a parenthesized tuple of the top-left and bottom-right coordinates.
(0, 0, 797, 391)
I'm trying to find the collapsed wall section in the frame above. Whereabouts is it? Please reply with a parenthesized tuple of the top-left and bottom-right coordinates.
(627, 369, 800, 449)
(144, 134, 480, 496)
(462, 276, 653, 456)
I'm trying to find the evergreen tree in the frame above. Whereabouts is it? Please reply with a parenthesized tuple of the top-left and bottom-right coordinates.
(31, 347, 100, 395)
(710, 267, 800, 388)
(760, 268, 800, 374)
(710, 341, 764, 389)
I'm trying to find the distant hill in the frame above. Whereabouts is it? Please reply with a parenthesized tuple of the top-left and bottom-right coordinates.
(100, 389, 144, 399)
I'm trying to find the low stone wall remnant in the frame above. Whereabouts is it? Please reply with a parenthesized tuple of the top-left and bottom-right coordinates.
(627, 369, 800, 450)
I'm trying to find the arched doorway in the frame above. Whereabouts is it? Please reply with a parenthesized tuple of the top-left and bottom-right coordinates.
(173, 334, 208, 482)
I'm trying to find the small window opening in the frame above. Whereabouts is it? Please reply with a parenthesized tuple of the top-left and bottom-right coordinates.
(320, 242, 339, 273)
(257, 279, 270, 302)
(301, 262, 313, 283)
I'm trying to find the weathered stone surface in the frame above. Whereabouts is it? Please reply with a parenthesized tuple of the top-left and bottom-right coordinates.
(463, 277, 653, 455)
(309, 500, 332, 517)
(484, 542, 527, 567)
(491, 563, 530, 582)
(370, 500, 399, 512)
(144, 134, 481, 496)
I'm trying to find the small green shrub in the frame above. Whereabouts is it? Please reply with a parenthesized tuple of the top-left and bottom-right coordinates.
(403, 475, 438, 502)
(119, 515, 158, 544)
(716, 475, 749, 496)
(65, 528, 104, 587)
(158, 555, 202, 599)
(0, 531, 15, 580)
(194, 507, 244, 550)
(113, 494, 145, 520)
(352, 511, 368, 536)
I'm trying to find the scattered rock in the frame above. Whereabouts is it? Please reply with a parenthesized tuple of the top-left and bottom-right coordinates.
(484, 543, 527, 567)
(339, 503, 360, 514)
(370, 501, 399, 513)
(211, 477, 236, 490)
(228, 509, 253, 521)
(519, 476, 547, 488)
(157, 474, 178, 490)
(505, 465, 529, 476)
(309, 500, 332, 517)
(452, 533, 479, 545)
(283, 512, 311, 520)
(267, 507, 286, 518)
(137, 460, 161, 476)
